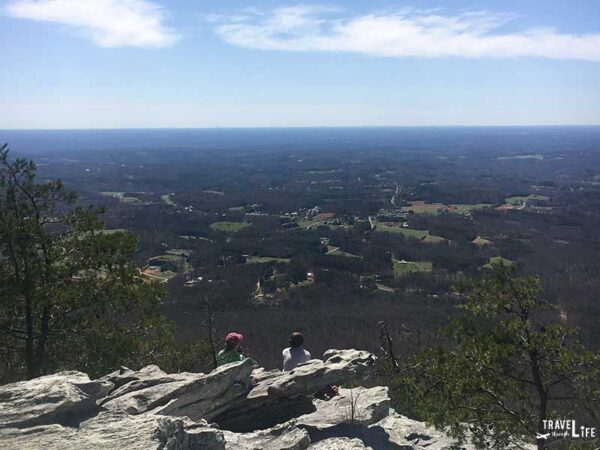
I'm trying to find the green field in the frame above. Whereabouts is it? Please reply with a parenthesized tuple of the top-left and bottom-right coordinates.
(166, 249, 192, 257)
(375, 223, 429, 239)
(161, 194, 175, 206)
(296, 218, 329, 230)
(377, 209, 408, 218)
(154, 253, 189, 268)
(97, 228, 128, 235)
(296, 220, 347, 230)
(447, 203, 491, 213)
(393, 259, 433, 276)
(101, 191, 148, 204)
(326, 246, 362, 258)
(245, 256, 291, 264)
(472, 236, 492, 246)
(210, 221, 251, 232)
(422, 234, 448, 244)
(142, 270, 178, 282)
(400, 202, 443, 215)
(484, 256, 515, 269)
(296, 219, 318, 229)
(505, 195, 550, 205)
(401, 202, 491, 215)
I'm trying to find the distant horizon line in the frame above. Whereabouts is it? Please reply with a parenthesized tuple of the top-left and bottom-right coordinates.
(2, 124, 600, 132)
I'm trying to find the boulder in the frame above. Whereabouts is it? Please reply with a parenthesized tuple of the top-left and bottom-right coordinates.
(98, 365, 170, 391)
(155, 358, 257, 419)
(101, 377, 193, 415)
(103, 358, 256, 417)
(99, 365, 199, 402)
(155, 416, 225, 450)
(0, 371, 113, 429)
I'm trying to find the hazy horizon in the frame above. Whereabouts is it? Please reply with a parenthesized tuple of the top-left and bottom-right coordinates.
(3, 124, 600, 131)
(1, 0, 599, 129)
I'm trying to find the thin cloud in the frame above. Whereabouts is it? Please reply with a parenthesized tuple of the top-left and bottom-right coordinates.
(5, 0, 179, 48)
(214, 5, 600, 61)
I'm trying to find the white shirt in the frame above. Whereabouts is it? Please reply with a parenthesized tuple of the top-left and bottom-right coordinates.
(282, 346, 311, 371)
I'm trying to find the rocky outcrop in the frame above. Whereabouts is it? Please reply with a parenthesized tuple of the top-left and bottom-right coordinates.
(0, 371, 112, 429)
(101, 358, 257, 418)
(210, 349, 376, 432)
(0, 349, 474, 449)
(296, 386, 391, 428)
(0, 412, 225, 450)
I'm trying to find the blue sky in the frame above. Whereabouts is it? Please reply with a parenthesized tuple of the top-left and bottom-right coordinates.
(1, 0, 599, 128)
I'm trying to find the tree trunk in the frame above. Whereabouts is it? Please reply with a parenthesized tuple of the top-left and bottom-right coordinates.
(536, 396, 548, 450)
(36, 307, 50, 375)
(529, 347, 547, 450)
(25, 296, 36, 379)
(206, 296, 218, 370)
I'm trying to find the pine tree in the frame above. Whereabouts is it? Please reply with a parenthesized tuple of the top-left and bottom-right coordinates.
(0, 144, 172, 380)
(395, 263, 600, 449)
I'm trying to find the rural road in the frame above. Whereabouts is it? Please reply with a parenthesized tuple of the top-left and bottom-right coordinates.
(390, 184, 401, 206)
(368, 216, 376, 230)
(376, 283, 395, 292)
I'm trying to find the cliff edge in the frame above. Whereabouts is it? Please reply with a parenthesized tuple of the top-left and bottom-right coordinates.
(0, 349, 473, 449)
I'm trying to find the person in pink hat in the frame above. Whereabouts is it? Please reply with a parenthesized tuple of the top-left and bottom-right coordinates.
(217, 332, 246, 366)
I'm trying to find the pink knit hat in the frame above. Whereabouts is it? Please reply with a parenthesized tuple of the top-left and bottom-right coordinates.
(225, 332, 243, 345)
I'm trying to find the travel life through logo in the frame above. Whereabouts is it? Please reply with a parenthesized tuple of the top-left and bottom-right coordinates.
(538, 419, 597, 441)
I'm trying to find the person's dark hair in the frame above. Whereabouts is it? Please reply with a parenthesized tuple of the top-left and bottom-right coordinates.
(289, 332, 304, 348)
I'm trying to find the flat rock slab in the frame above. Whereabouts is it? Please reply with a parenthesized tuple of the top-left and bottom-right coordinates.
(295, 386, 466, 449)
(223, 423, 310, 450)
(0, 371, 113, 429)
(371, 414, 475, 450)
(0, 411, 225, 450)
(297, 387, 390, 429)
(309, 437, 373, 449)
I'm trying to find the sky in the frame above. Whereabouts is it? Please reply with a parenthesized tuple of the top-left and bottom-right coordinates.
(1, 0, 599, 129)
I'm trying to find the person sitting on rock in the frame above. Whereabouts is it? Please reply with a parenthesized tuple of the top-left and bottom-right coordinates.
(217, 332, 246, 366)
(282, 331, 311, 371)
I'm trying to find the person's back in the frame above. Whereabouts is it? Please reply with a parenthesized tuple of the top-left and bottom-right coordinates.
(282, 332, 311, 371)
(217, 348, 245, 366)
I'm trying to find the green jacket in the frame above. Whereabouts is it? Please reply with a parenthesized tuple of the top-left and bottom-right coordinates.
(217, 349, 245, 366)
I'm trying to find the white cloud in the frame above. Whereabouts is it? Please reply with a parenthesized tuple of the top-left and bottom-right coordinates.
(214, 5, 600, 61)
(5, 0, 178, 48)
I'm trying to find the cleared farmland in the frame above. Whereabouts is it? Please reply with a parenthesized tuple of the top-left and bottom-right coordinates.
(392, 259, 433, 277)
(210, 221, 251, 232)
